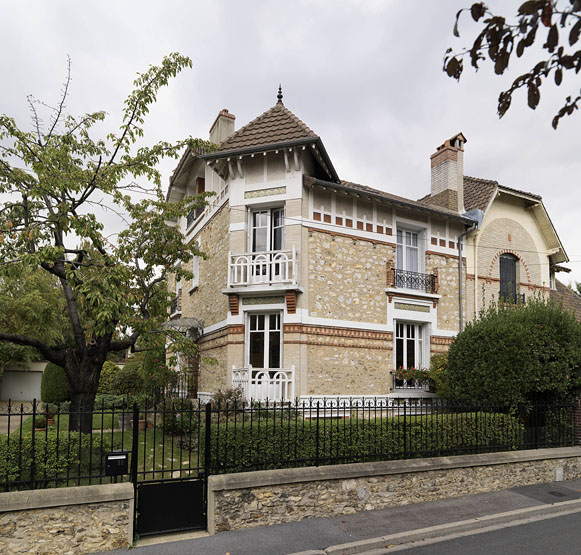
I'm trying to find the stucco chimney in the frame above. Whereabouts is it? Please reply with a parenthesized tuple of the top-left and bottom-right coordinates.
(209, 109, 235, 144)
(429, 133, 466, 213)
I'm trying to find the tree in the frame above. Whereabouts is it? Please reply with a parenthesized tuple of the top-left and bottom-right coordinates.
(445, 2, 581, 128)
(443, 297, 581, 406)
(0, 263, 69, 373)
(0, 53, 212, 432)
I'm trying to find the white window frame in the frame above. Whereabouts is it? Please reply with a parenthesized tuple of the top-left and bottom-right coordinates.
(394, 322, 427, 369)
(245, 311, 283, 369)
(396, 228, 423, 273)
(189, 256, 200, 293)
(247, 206, 285, 253)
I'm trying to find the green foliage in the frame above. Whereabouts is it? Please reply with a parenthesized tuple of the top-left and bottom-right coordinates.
(211, 387, 245, 409)
(34, 416, 46, 429)
(140, 350, 176, 403)
(40, 363, 70, 404)
(0, 432, 108, 490)
(109, 361, 144, 397)
(158, 399, 199, 442)
(209, 412, 524, 473)
(429, 353, 449, 395)
(446, 2, 581, 128)
(98, 361, 122, 394)
(0, 264, 69, 368)
(0, 54, 215, 427)
(444, 298, 581, 405)
(94, 393, 127, 409)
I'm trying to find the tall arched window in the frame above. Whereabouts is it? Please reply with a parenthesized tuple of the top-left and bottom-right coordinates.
(499, 253, 518, 302)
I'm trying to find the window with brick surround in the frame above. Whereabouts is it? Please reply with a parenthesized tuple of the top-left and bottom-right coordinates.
(395, 322, 426, 369)
(499, 253, 519, 302)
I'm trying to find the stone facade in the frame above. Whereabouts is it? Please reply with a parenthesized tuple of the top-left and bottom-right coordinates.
(209, 448, 581, 533)
(0, 483, 133, 554)
(182, 203, 230, 328)
(308, 231, 392, 325)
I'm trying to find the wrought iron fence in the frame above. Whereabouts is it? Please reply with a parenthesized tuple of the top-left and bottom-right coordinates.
(394, 269, 436, 293)
(0, 398, 576, 492)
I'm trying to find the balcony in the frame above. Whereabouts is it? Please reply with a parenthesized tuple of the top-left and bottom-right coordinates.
(228, 248, 297, 288)
(232, 366, 295, 401)
(392, 371, 430, 392)
(186, 206, 204, 229)
(393, 268, 437, 293)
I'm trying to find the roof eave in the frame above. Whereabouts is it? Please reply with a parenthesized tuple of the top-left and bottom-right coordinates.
(307, 178, 477, 225)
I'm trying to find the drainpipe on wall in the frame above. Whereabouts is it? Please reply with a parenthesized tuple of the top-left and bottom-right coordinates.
(458, 227, 473, 333)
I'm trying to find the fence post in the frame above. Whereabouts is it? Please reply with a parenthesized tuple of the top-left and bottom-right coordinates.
(204, 403, 212, 478)
(315, 401, 320, 467)
(403, 401, 407, 460)
(475, 409, 479, 454)
(30, 399, 37, 489)
(130, 403, 139, 485)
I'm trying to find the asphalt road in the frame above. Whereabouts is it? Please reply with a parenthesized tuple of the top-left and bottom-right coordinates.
(378, 512, 581, 555)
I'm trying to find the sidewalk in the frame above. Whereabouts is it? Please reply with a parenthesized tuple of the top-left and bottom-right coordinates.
(104, 478, 581, 555)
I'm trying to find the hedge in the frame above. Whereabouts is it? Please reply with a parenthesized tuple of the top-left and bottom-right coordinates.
(0, 432, 114, 490)
(208, 412, 525, 473)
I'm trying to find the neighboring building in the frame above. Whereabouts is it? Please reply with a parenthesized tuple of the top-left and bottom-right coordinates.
(0, 362, 47, 401)
(166, 91, 569, 404)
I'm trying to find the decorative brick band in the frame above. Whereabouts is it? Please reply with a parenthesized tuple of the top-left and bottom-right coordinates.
(284, 323, 392, 341)
(431, 335, 455, 345)
(425, 250, 466, 261)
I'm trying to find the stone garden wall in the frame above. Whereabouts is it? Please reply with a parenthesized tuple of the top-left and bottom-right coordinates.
(208, 447, 581, 534)
(0, 482, 133, 554)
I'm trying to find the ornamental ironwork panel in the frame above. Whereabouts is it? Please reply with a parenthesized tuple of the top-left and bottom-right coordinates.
(394, 269, 436, 293)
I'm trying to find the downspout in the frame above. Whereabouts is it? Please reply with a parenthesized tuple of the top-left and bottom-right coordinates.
(458, 224, 477, 333)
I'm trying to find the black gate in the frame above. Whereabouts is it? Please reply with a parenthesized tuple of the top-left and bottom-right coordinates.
(130, 402, 211, 537)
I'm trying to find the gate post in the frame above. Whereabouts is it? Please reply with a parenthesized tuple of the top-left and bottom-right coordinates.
(130, 403, 139, 485)
(204, 403, 212, 479)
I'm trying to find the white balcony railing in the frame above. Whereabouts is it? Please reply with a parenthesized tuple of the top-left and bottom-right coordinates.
(228, 247, 297, 287)
(232, 365, 295, 401)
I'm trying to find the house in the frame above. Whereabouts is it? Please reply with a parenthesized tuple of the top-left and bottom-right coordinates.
(166, 91, 569, 404)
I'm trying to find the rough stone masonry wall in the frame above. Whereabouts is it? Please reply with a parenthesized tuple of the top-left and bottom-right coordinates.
(0, 483, 133, 554)
(425, 252, 465, 333)
(308, 231, 393, 324)
(304, 331, 393, 396)
(209, 448, 581, 533)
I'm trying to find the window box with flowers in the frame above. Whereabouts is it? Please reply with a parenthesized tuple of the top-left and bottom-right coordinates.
(393, 367, 431, 390)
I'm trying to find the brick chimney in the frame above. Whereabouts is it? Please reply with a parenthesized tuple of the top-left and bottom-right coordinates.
(429, 133, 466, 212)
(209, 109, 235, 144)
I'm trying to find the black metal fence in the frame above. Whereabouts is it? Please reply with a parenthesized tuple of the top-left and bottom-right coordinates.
(0, 398, 576, 492)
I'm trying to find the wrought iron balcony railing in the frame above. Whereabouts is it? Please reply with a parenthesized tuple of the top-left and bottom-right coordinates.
(394, 268, 437, 293)
(228, 247, 297, 287)
(232, 365, 295, 401)
(392, 372, 430, 391)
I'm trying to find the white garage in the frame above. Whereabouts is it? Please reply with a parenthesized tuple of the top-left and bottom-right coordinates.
(0, 362, 47, 401)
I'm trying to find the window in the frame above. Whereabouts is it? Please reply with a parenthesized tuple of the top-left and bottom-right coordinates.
(396, 229, 419, 273)
(247, 313, 281, 369)
(395, 322, 424, 368)
(250, 207, 284, 253)
(189, 256, 200, 292)
(499, 253, 518, 302)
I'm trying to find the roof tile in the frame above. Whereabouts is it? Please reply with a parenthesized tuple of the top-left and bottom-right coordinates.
(216, 102, 317, 153)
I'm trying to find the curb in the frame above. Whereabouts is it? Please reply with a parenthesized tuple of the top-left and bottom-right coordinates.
(290, 498, 581, 555)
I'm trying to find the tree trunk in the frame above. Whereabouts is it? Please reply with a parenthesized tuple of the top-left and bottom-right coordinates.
(65, 353, 105, 433)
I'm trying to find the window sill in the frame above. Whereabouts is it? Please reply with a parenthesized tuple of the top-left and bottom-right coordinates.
(188, 286, 199, 295)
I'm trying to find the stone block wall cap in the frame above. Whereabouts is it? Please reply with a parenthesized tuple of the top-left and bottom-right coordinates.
(207, 447, 581, 492)
(385, 288, 442, 299)
(0, 482, 134, 513)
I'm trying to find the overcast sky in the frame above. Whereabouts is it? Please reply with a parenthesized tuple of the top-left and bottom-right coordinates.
(2, 0, 580, 284)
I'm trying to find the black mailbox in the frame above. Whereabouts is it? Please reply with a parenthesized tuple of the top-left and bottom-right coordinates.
(105, 451, 129, 476)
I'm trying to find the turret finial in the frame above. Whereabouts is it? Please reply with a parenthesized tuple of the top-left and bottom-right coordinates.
(277, 84, 283, 103)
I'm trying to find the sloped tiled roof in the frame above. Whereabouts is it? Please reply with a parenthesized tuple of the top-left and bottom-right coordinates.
(215, 102, 318, 154)
(551, 280, 581, 321)
(463, 176, 498, 211)
(335, 179, 473, 220)
(419, 175, 543, 213)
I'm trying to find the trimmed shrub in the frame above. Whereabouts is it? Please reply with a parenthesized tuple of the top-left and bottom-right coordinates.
(429, 353, 449, 394)
(109, 361, 144, 397)
(444, 298, 581, 405)
(98, 361, 122, 395)
(40, 363, 70, 404)
(208, 411, 525, 474)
